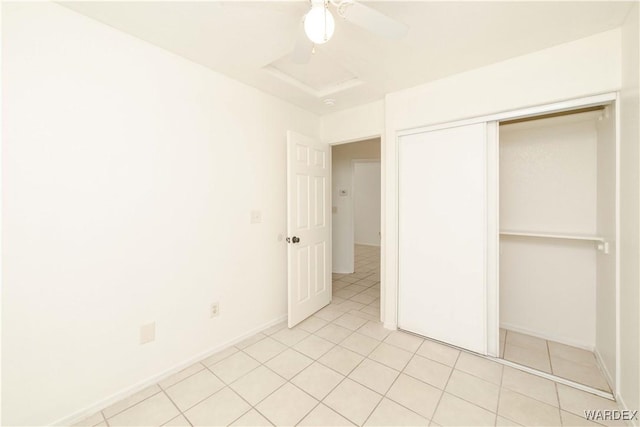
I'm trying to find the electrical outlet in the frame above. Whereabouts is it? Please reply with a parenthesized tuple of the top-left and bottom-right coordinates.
(250, 210, 262, 224)
(210, 302, 220, 318)
(140, 322, 155, 345)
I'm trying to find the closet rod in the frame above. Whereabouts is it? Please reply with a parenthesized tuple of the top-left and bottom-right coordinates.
(499, 230, 605, 243)
(500, 105, 605, 126)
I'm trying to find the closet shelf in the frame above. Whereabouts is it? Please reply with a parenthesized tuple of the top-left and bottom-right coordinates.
(499, 230, 605, 243)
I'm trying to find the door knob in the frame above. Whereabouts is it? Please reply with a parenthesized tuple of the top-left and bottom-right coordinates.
(292, 236, 300, 243)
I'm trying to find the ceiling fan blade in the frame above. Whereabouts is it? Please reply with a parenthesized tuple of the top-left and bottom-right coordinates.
(342, 1, 408, 40)
(291, 24, 313, 64)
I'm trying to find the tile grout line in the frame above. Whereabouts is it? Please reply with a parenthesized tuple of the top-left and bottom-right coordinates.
(233, 340, 304, 424)
(95, 249, 379, 427)
(427, 330, 606, 407)
(303, 292, 387, 426)
(203, 343, 306, 426)
(159, 362, 207, 391)
(546, 337, 554, 374)
(300, 404, 356, 427)
(286, 334, 367, 426)
(265, 348, 348, 426)
(493, 355, 614, 400)
(337, 251, 566, 426)
(502, 330, 609, 393)
(495, 354, 505, 426)
(102, 387, 165, 423)
(428, 346, 462, 425)
(160, 388, 193, 427)
(360, 333, 427, 426)
(315, 334, 386, 426)
(219, 328, 341, 426)
(554, 374, 563, 426)
(435, 352, 526, 425)
(547, 337, 566, 426)
(176, 365, 248, 417)
(182, 351, 273, 420)
(468, 352, 570, 416)
(226, 408, 255, 427)
(99, 410, 109, 427)
(201, 347, 240, 369)
(111, 318, 560, 425)
(384, 330, 436, 420)
(226, 381, 276, 427)
(103, 351, 234, 425)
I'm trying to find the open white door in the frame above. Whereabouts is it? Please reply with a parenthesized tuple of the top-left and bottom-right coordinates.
(287, 131, 331, 327)
(398, 123, 489, 354)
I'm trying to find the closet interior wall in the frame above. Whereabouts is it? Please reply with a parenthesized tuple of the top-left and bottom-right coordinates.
(498, 107, 616, 391)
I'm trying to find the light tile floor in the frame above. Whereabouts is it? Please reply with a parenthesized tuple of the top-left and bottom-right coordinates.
(500, 329, 612, 392)
(75, 245, 622, 426)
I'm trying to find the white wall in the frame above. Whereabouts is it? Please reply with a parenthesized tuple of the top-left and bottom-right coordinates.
(331, 139, 380, 273)
(385, 30, 621, 133)
(354, 161, 381, 246)
(499, 115, 599, 348)
(321, 100, 384, 145)
(619, 2, 640, 417)
(1, 3, 319, 425)
(500, 117, 599, 234)
(500, 239, 596, 347)
(384, 29, 622, 330)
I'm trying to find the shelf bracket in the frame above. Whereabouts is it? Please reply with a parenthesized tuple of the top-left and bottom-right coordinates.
(596, 241, 610, 254)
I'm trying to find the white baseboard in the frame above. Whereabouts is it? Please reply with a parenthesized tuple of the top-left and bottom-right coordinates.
(500, 322, 594, 351)
(593, 347, 616, 394)
(615, 392, 639, 427)
(54, 314, 288, 426)
(354, 242, 381, 247)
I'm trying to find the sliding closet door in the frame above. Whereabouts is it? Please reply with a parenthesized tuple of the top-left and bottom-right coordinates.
(398, 123, 488, 354)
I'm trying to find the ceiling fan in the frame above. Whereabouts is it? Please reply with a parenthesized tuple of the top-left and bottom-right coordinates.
(291, 0, 408, 64)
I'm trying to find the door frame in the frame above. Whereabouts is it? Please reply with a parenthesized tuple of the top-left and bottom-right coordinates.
(386, 91, 620, 395)
(329, 136, 384, 323)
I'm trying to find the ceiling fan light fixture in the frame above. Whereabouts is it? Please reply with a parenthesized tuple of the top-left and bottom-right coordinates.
(304, 3, 335, 45)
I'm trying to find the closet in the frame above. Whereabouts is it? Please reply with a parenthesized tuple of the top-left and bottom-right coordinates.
(498, 106, 616, 393)
(397, 94, 618, 397)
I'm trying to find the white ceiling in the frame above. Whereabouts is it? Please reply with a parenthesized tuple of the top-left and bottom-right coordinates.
(60, 1, 633, 115)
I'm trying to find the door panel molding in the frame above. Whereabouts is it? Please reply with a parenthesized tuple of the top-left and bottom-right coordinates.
(287, 131, 331, 327)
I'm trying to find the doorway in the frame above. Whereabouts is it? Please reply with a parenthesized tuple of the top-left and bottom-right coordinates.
(330, 138, 381, 321)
